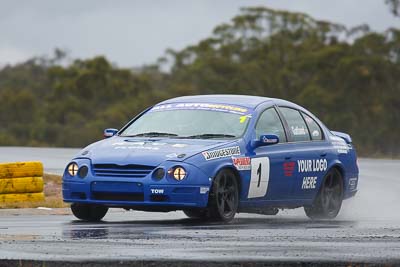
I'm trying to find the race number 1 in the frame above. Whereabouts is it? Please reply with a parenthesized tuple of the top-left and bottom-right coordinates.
(247, 157, 270, 198)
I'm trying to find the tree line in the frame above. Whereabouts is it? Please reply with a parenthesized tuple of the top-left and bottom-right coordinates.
(0, 7, 399, 157)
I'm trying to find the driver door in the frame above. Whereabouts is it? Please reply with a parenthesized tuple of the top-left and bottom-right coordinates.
(249, 107, 294, 201)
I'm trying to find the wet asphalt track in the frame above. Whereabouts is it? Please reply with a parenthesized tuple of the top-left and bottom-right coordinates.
(0, 149, 399, 265)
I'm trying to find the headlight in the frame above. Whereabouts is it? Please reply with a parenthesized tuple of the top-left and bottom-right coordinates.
(169, 166, 186, 181)
(67, 163, 79, 176)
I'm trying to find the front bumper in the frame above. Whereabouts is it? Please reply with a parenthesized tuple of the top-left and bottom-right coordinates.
(62, 159, 211, 209)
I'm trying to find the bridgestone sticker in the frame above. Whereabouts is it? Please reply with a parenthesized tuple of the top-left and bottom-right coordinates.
(202, 146, 241, 161)
(232, 157, 251, 170)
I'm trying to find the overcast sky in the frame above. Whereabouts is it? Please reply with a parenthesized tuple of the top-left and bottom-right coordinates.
(0, 0, 398, 67)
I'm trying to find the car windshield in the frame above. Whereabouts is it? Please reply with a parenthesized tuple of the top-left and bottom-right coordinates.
(120, 104, 253, 139)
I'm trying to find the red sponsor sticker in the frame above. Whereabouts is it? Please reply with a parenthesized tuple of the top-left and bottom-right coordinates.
(232, 157, 251, 170)
(283, 161, 295, 176)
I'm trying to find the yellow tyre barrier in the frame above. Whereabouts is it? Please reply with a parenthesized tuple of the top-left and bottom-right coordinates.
(0, 192, 45, 203)
(0, 177, 44, 194)
(0, 162, 43, 179)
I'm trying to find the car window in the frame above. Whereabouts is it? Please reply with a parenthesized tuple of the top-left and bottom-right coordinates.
(279, 107, 310, 142)
(255, 108, 287, 142)
(120, 106, 252, 139)
(302, 112, 323, 141)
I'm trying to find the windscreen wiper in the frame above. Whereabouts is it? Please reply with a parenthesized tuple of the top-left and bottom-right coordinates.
(182, 133, 236, 139)
(122, 132, 179, 137)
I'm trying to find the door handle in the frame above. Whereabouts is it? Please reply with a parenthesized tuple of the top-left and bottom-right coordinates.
(320, 153, 327, 157)
(284, 156, 292, 160)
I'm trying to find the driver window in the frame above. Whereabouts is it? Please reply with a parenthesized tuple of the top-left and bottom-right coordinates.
(255, 108, 287, 142)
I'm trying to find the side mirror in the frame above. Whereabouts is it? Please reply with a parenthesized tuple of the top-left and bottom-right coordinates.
(104, 128, 118, 138)
(252, 134, 279, 148)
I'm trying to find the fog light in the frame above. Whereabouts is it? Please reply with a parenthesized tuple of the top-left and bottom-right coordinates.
(153, 168, 165, 180)
(67, 163, 79, 176)
(78, 166, 89, 178)
(170, 167, 186, 181)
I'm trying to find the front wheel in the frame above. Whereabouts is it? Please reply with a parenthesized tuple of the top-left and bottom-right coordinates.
(208, 169, 239, 222)
(71, 203, 108, 222)
(304, 168, 343, 220)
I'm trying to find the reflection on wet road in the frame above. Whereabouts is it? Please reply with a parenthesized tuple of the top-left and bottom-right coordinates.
(0, 210, 399, 263)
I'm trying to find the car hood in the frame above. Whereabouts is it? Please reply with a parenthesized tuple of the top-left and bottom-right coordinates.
(76, 137, 235, 166)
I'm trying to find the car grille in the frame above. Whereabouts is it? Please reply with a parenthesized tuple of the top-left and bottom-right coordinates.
(92, 164, 156, 178)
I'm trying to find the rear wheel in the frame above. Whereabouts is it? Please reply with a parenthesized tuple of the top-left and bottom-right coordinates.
(304, 168, 343, 220)
(208, 169, 239, 222)
(71, 203, 108, 222)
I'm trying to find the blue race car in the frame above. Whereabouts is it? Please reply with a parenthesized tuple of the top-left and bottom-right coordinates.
(63, 95, 358, 222)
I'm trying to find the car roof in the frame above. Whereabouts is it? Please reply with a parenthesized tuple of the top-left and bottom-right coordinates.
(158, 94, 274, 109)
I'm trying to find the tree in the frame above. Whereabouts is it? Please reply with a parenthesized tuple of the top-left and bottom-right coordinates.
(0, 6, 399, 157)
(386, 0, 400, 16)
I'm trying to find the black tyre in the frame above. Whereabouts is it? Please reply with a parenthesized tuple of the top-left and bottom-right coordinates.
(304, 168, 343, 220)
(208, 169, 239, 222)
(183, 209, 209, 219)
(71, 203, 108, 222)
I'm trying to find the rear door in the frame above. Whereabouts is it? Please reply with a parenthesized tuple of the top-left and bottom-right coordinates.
(277, 107, 328, 200)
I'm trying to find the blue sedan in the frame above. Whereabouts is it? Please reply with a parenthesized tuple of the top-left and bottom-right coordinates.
(62, 95, 359, 222)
